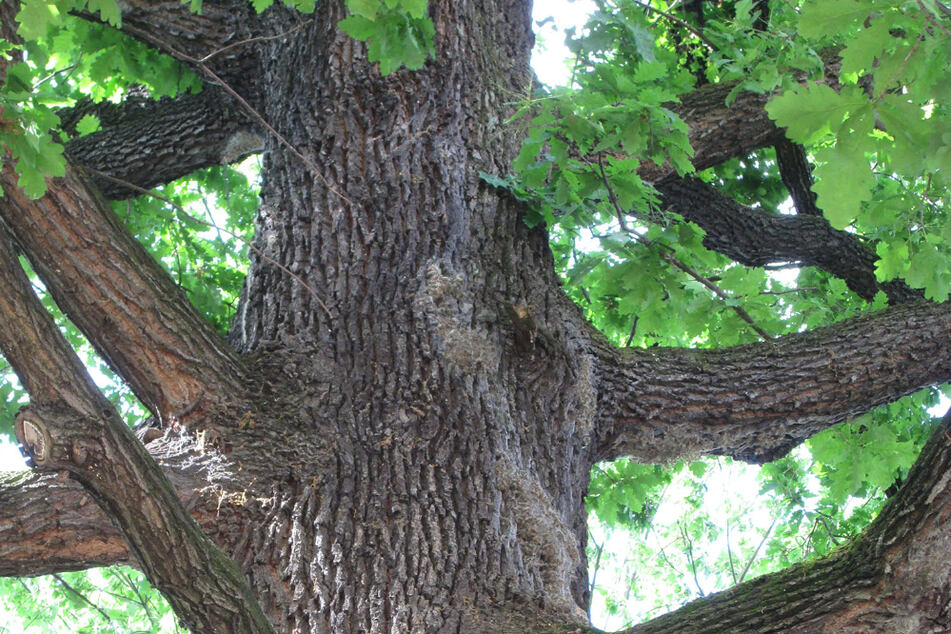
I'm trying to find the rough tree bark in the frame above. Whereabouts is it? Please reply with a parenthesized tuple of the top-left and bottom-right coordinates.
(1, 1, 950, 633)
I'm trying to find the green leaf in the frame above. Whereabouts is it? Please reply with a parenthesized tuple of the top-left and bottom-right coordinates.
(839, 18, 891, 78)
(75, 113, 101, 136)
(811, 130, 875, 229)
(87, 0, 122, 27)
(338, 15, 377, 40)
(798, 0, 885, 39)
(347, 0, 381, 19)
(766, 84, 869, 145)
(15, 0, 62, 41)
(398, 0, 427, 19)
(874, 240, 909, 282)
(906, 244, 951, 302)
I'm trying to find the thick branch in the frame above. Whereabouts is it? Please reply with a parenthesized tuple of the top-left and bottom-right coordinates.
(591, 299, 951, 464)
(0, 471, 127, 577)
(640, 81, 782, 183)
(0, 423, 256, 578)
(63, 89, 263, 199)
(0, 225, 273, 633)
(621, 412, 951, 633)
(82, 0, 259, 90)
(641, 54, 843, 182)
(655, 176, 918, 304)
(0, 162, 246, 420)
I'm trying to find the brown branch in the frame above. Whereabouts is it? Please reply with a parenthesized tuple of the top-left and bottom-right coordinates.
(655, 175, 919, 304)
(631, 0, 718, 51)
(590, 298, 951, 464)
(76, 0, 258, 88)
(0, 224, 273, 633)
(0, 470, 128, 577)
(639, 81, 784, 183)
(0, 161, 247, 420)
(774, 137, 821, 216)
(63, 89, 263, 200)
(621, 411, 951, 633)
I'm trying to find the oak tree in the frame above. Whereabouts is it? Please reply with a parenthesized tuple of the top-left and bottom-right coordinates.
(1, 0, 950, 632)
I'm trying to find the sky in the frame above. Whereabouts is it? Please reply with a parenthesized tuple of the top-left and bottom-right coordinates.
(532, 0, 596, 86)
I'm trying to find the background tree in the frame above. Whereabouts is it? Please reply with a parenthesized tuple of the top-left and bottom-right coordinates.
(0, 0, 950, 632)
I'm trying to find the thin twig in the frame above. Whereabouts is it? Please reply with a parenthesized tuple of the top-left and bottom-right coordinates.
(815, 511, 842, 546)
(597, 159, 773, 342)
(917, 1, 951, 34)
(197, 62, 354, 206)
(588, 536, 605, 602)
(763, 262, 802, 270)
(936, 0, 951, 17)
(625, 314, 639, 347)
(759, 287, 818, 295)
(113, 567, 155, 624)
(874, 31, 925, 101)
(737, 513, 778, 583)
(199, 185, 226, 243)
(52, 573, 114, 625)
(198, 20, 314, 63)
(679, 522, 705, 596)
(656, 247, 774, 341)
(726, 519, 737, 584)
(87, 169, 333, 321)
(630, 0, 718, 51)
(34, 63, 79, 88)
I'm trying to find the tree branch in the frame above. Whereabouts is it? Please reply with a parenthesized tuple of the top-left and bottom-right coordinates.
(655, 175, 918, 304)
(0, 224, 273, 633)
(642, 54, 843, 182)
(77, 0, 260, 91)
(641, 81, 782, 183)
(620, 411, 951, 633)
(774, 137, 822, 216)
(590, 299, 951, 464)
(62, 89, 263, 199)
(0, 162, 247, 421)
(0, 470, 128, 577)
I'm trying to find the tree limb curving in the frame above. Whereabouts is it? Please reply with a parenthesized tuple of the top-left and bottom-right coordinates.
(0, 223, 273, 633)
(655, 175, 918, 304)
(0, 161, 247, 420)
(63, 89, 263, 199)
(0, 470, 128, 577)
(619, 411, 951, 633)
(590, 299, 951, 464)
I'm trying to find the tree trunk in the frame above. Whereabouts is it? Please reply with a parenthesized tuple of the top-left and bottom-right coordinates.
(220, 1, 596, 630)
